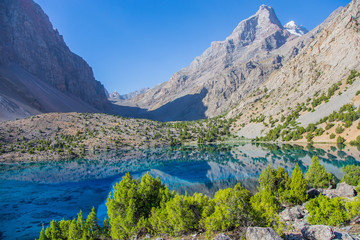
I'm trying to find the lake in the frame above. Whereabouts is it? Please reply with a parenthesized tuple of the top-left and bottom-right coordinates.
(0, 143, 359, 240)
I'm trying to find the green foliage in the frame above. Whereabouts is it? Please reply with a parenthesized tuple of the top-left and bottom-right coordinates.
(203, 183, 254, 233)
(330, 133, 336, 139)
(305, 156, 335, 188)
(150, 192, 210, 236)
(335, 125, 345, 134)
(106, 172, 170, 239)
(346, 70, 359, 85)
(337, 136, 346, 144)
(342, 165, 360, 186)
(349, 136, 360, 146)
(37, 209, 104, 240)
(288, 164, 308, 205)
(325, 123, 334, 130)
(306, 195, 349, 226)
(346, 196, 360, 218)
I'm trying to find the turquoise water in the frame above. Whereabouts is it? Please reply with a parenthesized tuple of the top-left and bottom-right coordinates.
(0, 143, 359, 239)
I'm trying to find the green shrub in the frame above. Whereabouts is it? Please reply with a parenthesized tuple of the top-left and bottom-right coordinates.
(150, 193, 209, 236)
(325, 123, 334, 130)
(342, 165, 360, 186)
(306, 195, 349, 226)
(203, 183, 254, 233)
(330, 133, 336, 139)
(335, 125, 345, 134)
(305, 156, 335, 188)
(337, 136, 346, 144)
(106, 173, 170, 239)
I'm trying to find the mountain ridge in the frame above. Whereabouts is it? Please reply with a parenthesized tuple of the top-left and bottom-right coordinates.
(115, 5, 310, 121)
(0, 0, 111, 121)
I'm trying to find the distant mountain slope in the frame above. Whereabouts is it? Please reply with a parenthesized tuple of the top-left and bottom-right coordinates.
(231, 0, 360, 139)
(0, 0, 111, 121)
(117, 5, 310, 121)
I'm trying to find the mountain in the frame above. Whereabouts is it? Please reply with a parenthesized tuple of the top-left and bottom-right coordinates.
(115, 5, 308, 121)
(109, 88, 149, 101)
(0, 0, 111, 121)
(284, 21, 308, 36)
(231, 0, 360, 140)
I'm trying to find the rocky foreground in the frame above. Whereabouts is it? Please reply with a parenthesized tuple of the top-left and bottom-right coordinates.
(210, 182, 360, 240)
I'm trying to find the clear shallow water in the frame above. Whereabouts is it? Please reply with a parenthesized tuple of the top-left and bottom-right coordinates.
(0, 143, 360, 240)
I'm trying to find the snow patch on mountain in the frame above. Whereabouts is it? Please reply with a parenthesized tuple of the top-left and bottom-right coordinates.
(284, 20, 308, 36)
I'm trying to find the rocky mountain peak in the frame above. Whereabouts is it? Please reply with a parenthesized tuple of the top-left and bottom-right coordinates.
(255, 5, 282, 27)
(284, 20, 308, 36)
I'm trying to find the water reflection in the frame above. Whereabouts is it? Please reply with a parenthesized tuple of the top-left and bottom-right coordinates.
(0, 143, 360, 239)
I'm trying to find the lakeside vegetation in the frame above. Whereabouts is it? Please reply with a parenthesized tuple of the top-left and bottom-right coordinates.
(37, 157, 360, 240)
(251, 70, 360, 144)
(0, 113, 236, 162)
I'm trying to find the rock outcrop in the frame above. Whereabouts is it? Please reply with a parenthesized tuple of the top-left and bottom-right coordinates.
(0, 0, 111, 121)
(300, 225, 335, 240)
(246, 227, 282, 240)
(231, 0, 360, 138)
(323, 182, 357, 198)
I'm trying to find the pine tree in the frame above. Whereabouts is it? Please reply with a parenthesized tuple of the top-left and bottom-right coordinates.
(305, 156, 335, 188)
(85, 207, 100, 238)
(288, 163, 308, 205)
(38, 225, 48, 240)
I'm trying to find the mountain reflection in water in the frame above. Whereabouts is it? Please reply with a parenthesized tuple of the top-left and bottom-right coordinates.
(0, 143, 359, 239)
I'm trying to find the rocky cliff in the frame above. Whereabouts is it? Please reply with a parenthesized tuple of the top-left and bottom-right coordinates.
(0, 0, 111, 120)
(118, 5, 308, 121)
(232, 0, 360, 139)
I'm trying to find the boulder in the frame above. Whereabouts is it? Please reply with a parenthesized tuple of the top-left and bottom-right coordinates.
(301, 225, 334, 240)
(246, 227, 282, 240)
(334, 231, 355, 240)
(323, 182, 357, 198)
(334, 182, 357, 198)
(280, 205, 306, 222)
(292, 219, 310, 231)
(212, 233, 231, 240)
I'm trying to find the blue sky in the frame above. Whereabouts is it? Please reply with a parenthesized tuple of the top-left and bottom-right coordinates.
(35, 0, 350, 95)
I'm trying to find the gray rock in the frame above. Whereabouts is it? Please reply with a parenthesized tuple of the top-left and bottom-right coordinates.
(292, 218, 310, 231)
(212, 233, 231, 240)
(283, 233, 306, 240)
(246, 227, 282, 240)
(335, 182, 357, 198)
(334, 231, 355, 240)
(280, 205, 306, 222)
(323, 182, 357, 198)
(301, 225, 334, 240)
(351, 216, 360, 225)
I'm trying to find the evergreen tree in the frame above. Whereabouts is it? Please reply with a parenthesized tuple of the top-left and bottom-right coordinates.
(288, 164, 308, 205)
(85, 207, 100, 238)
(38, 225, 48, 240)
(305, 156, 335, 188)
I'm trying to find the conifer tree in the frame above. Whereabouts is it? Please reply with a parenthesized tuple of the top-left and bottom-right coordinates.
(288, 163, 308, 205)
(305, 156, 335, 188)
